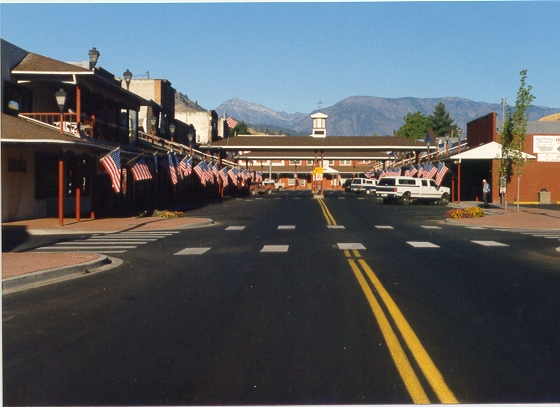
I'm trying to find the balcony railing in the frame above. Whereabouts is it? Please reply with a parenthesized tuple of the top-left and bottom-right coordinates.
(19, 112, 95, 137)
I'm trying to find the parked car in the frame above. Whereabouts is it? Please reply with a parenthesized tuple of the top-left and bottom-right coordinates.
(349, 178, 378, 194)
(263, 180, 285, 191)
(376, 176, 450, 205)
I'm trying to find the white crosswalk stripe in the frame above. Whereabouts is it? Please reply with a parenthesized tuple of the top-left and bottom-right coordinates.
(407, 241, 440, 248)
(174, 247, 211, 255)
(278, 225, 296, 229)
(472, 240, 509, 247)
(261, 245, 289, 252)
(32, 230, 178, 254)
(337, 243, 366, 250)
(226, 226, 246, 230)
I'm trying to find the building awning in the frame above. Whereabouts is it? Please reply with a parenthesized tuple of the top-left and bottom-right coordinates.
(450, 141, 536, 161)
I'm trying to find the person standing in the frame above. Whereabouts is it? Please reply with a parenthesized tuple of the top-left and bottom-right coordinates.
(483, 179, 491, 207)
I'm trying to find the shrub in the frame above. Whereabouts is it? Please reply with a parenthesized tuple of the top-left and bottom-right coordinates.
(152, 209, 185, 218)
(445, 207, 485, 219)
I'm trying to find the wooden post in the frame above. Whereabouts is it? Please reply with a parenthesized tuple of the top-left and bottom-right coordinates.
(58, 159, 64, 226)
(75, 188, 81, 223)
(457, 162, 461, 204)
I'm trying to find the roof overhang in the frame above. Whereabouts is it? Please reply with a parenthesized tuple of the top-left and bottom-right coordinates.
(450, 141, 537, 161)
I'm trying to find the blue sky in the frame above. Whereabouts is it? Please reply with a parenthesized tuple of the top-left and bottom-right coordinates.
(1, 2, 559, 114)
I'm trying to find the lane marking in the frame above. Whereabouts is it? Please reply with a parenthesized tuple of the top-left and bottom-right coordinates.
(407, 242, 440, 248)
(55, 241, 147, 245)
(356, 257, 458, 403)
(337, 243, 366, 250)
(174, 247, 211, 255)
(260, 245, 289, 252)
(35, 246, 137, 250)
(327, 225, 345, 229)
(471, 240, 509, 247)
(421, 226, 442, 229)
(278, 225, 296, 230)
(375, 225, 394, 229)
(347, 257, 430, 404)
(226, 226, 246, 230)
(317, 198, 337, 225)
(86, 238, 158, 241)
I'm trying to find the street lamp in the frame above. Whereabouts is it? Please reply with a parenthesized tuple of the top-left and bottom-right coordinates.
(149, 115, 157, 143)
(88, 47, 100, 69)
(169, 123, 176, 143)
(123, 69, 132, 90)
(426, 139, 431, 162)
(457, 128, 463, 153)
(206, 140, 212, 156)
(501, 98, 508, 127)
(55, 88, 67, 134)
(445, 133, 450, 156)
(187, 132, 193, 154)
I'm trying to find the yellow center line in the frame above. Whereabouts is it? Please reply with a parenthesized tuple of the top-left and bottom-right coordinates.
(317, 198, 337, 225)
(347, 258, 430, 404)
(323, 198, 458, 404)
(358, 259, 458, 403)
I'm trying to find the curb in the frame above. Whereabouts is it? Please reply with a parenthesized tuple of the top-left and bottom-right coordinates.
(2, 254, 111, 292)
(25, 218, 215, 235)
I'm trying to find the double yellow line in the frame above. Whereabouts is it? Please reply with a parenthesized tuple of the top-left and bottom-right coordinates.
(318, 199, 458, 404)
(317, 198, 337, 225)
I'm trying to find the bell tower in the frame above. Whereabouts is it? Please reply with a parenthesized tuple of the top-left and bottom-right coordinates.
(310, 112, 328, 137)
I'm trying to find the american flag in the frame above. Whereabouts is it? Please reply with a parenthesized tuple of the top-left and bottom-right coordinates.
(228, 168, 237, 184)
(435, 162, 449, 186)
(129, 155, 152, 181)
(100, 148, 121, 193)
(378, 170, 386, 179)
(226, 116, 238, 129)
(173, 153, 183, 181)
(212, 162, 220, 177)
(179, 156, 191, 176)
(416, 164, 424, 178)
(205, 162, 214, 184)
(167, 152, 178, 184)
(424, 162, 437, 179)
(219, 167, 229, 186)
(194, 162, 206, 185)
(405, 165, 417, 177)
(392, 167, 402, 176)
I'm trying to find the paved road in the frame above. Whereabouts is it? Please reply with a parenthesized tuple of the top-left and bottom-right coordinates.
(3, 191, 560, 404)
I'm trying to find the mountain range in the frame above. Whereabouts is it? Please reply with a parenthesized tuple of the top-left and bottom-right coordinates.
(213, 96, 560, 137)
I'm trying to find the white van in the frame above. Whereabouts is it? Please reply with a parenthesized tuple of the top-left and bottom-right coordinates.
(349, 178, 378, 194)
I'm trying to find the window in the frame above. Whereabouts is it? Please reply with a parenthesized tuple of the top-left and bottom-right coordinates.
(289, 160, 301, 165)
(288, 178, 297, 186)
(339, 160, 352, 166)
(306, 160, 314, 165)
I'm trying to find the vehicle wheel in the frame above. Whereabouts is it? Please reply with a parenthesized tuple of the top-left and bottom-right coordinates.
(365, 189, 371, 194)
(250, 189, 256, 195)
(266, 189, 272, 195)
(399, 192, 411, 205)
(440, 193, 450, 206)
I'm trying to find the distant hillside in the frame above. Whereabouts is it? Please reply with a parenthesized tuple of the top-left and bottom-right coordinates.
(213, 96, 560, 136)
(175, 91, 207, 113)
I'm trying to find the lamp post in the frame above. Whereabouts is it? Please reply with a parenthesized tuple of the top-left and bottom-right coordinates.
(88, 47, 100, 69)
(445, 133, 450, 156)
(188, 132, 193, 155)
(206, 140, 212, 156)
(149, 115, 157, 143)
(123, 69, 132, 90)
(457, 128, 463, 153)
(55, 88, 67, 134)
(169, 123, 176, 143)
(501, 98, 508, 128)
(426, 139, 431, 162)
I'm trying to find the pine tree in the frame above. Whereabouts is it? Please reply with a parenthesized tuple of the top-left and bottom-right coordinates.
(428, 102, 457, 138)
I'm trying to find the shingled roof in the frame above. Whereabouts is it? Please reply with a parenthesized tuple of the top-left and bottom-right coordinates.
(212, 135, 427, 151)
(12, 52, 91, 74)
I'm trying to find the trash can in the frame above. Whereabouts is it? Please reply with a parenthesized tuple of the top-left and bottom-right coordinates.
(538, 191, 551, 204)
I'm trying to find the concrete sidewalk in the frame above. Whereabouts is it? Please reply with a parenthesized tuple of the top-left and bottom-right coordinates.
(2, 215, 214, 292)
(3, 204, 559, 292)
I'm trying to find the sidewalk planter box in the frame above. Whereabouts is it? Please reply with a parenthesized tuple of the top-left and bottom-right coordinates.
(538, 191, 551, 204)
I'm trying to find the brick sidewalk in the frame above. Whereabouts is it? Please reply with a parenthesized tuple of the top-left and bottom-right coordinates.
(2, 253, 102, 278)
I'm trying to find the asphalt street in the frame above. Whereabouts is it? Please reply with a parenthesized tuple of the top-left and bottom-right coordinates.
(3, 190, 560, 404)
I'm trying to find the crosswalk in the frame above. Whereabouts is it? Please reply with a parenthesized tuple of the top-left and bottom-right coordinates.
(173, 223, 549, 255)
(33, 230, 180, 254)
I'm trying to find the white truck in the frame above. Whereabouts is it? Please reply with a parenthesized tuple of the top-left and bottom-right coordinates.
(349, 178, 378, 194)
(376, 176, 450, 205)
(263, 180, 285, 191)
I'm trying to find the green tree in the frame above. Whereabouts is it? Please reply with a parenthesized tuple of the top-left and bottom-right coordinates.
(499, 69, 535, 212)
(229, 120, 249, 137)
(394, 111, 430, 139)
(428, 102, 457, 138)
